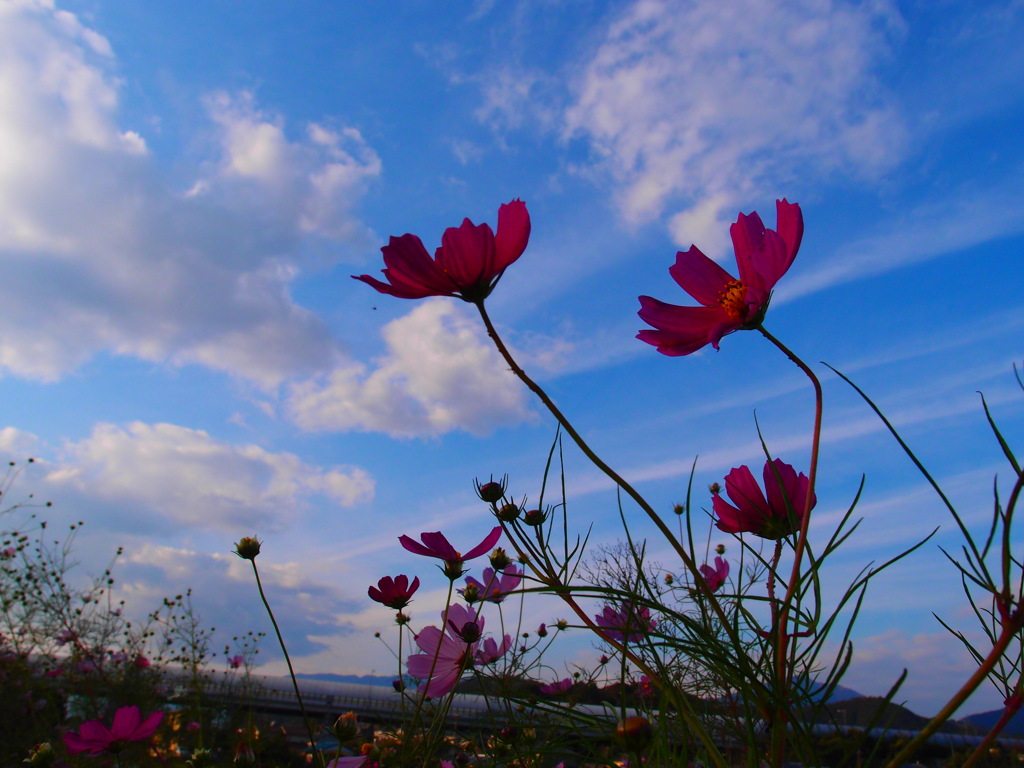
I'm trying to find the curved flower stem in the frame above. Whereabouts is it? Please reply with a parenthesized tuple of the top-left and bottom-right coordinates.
(758, 325, 823, 767)
(884, 624, 1020, 768)
(475, 302, 723, 608)
(249, 560, 322, 768)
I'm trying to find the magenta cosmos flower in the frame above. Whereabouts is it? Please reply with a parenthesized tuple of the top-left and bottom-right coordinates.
(353, 199, 531, 303)
(406, 604, 511, 697)
(368, 574, 420, 610)
(699, 556, 730, 592)
(461, 564, 522, 604)
(538, 677, 574, 696)
(399, 527, 502, 578)
(63, 705, 164, 755)
(713, 458, 816, 540)
(637, 199, 803, 355)
(594, 602, 656, 644)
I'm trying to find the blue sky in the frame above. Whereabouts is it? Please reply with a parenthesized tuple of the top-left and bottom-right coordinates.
(1, 0, 1022, 717)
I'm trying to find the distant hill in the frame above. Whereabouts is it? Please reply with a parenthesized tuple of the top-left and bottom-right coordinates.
(959, 708, 1024, 737)
(294, 673, 396, 687)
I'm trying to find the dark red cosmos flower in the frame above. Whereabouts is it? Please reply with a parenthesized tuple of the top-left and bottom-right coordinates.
(353, 200, 530, 303)
(712, 458, 816, 540)
(63, 705, 164, 755)
(368, 574, 420, 610)
(399, 527, 503, 579)
(637, 199, 803, 355)
(699, 556, 730, 592)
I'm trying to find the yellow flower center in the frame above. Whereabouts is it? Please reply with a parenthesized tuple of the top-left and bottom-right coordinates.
(718, 279, 748, 321)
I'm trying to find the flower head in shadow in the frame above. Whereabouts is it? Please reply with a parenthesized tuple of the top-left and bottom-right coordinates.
(713, 458, 815, 539)
(354, 200, 530, 303)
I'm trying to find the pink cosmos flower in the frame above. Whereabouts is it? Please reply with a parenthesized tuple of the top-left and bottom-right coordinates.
(538, 677, 573, 696)
(594, 602, 656, 644)
(63, 705, 164, 755)
(406, 604, 511, 697)
(699, 556, 730, 592)
(353, 200, 531, 303)
(368, 574, 420, 610)
(637, 199, 803, 355)
(399, 527, 503, 578)
(713, 458, 816, 540)
(133, 654, 151, 669)
(461, 564, 522, 603)
(227, 654, 244, 669)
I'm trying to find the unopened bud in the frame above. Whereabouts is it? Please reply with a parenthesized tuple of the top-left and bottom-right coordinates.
(233, 536, 262, 561)
(329, 712, 359, 743)
(709, 482, 721, 494)
(715, 543, 726, 555)
(395, 612, 411, 625)
(673, 503, 685, 515)
(524, 508, 547, 527)
(476, 477, 506, 504)
(489, 548, 512, 571)
(496, 503, 520, 522)
(461, 583, 481, 604)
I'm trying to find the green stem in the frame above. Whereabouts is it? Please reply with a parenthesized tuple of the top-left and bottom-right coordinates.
(758, 325, 824, 767)
(249, 560, 322, 768)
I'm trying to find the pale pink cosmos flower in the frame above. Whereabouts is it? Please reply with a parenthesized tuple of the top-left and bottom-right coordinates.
(461, 564, 522, 603)
(638, 199, 803, 355)
(406, 604, 511, 697)
(595, 602, 656, 644)
(63, 705, 164, 755)
(227, 654, 244, 669)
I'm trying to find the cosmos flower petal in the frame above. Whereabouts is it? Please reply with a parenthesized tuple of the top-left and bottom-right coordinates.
(437, 220, 496, 289)
(668, 246, 736, 307)
(462, 526, 503, 560)
(494, 199, 531, 271)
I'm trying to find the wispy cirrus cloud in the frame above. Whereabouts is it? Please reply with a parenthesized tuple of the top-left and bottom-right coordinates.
(562, 0, 907, 251)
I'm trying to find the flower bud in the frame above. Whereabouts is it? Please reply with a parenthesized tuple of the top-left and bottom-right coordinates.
(489, 547, 512, 571)
(524, 508, 547, 527)
(461, 582, 481, 604)
(665, 573, 674, 585)
(395, 612, 411, 625)
(709, 482, 721, 494)
(329, 712, 360, 743)
(451, 620, 481, 643)
(555, 619, 569, 631)
(496, 503, 520, 522)
(392, 678, 405, 692)
(616, 715, 653, 751)
(716, 543, 726, 555)
(473, 475, 505, 505)
(537, 623, 548, 637)
(233, 536, 262, 561)
(673, 503, 685, 515)
(233, 743, 256, 768)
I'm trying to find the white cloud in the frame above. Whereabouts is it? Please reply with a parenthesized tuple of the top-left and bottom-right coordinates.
(0, 3, 379, 386)
(562, 0, 906, 249)
(287, 299, 532, 437)
(44, 421, 374, 531)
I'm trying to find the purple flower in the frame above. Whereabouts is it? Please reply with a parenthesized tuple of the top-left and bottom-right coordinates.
(63, 705, 163, 755)
(227, 654, 244, 669)
(368, 574, 420, 610)
(353, 200, 531, 303)
(460, 564, 522, 603)
(713, 458, 816, 539)
(399, 527, 503, 578)
(538, 677, 573, 696)
(638, 199, 803, 355)
(699, 556, 730, 592)
(595, 602, 655, 644)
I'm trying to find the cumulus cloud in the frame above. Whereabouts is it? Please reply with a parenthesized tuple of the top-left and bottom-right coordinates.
(119, 544, 361, 660)
(44, 421, 374, 531)
(0, 2, 379, 386)
(287, 299, 532, 437)
(562, 0, 907, 251)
